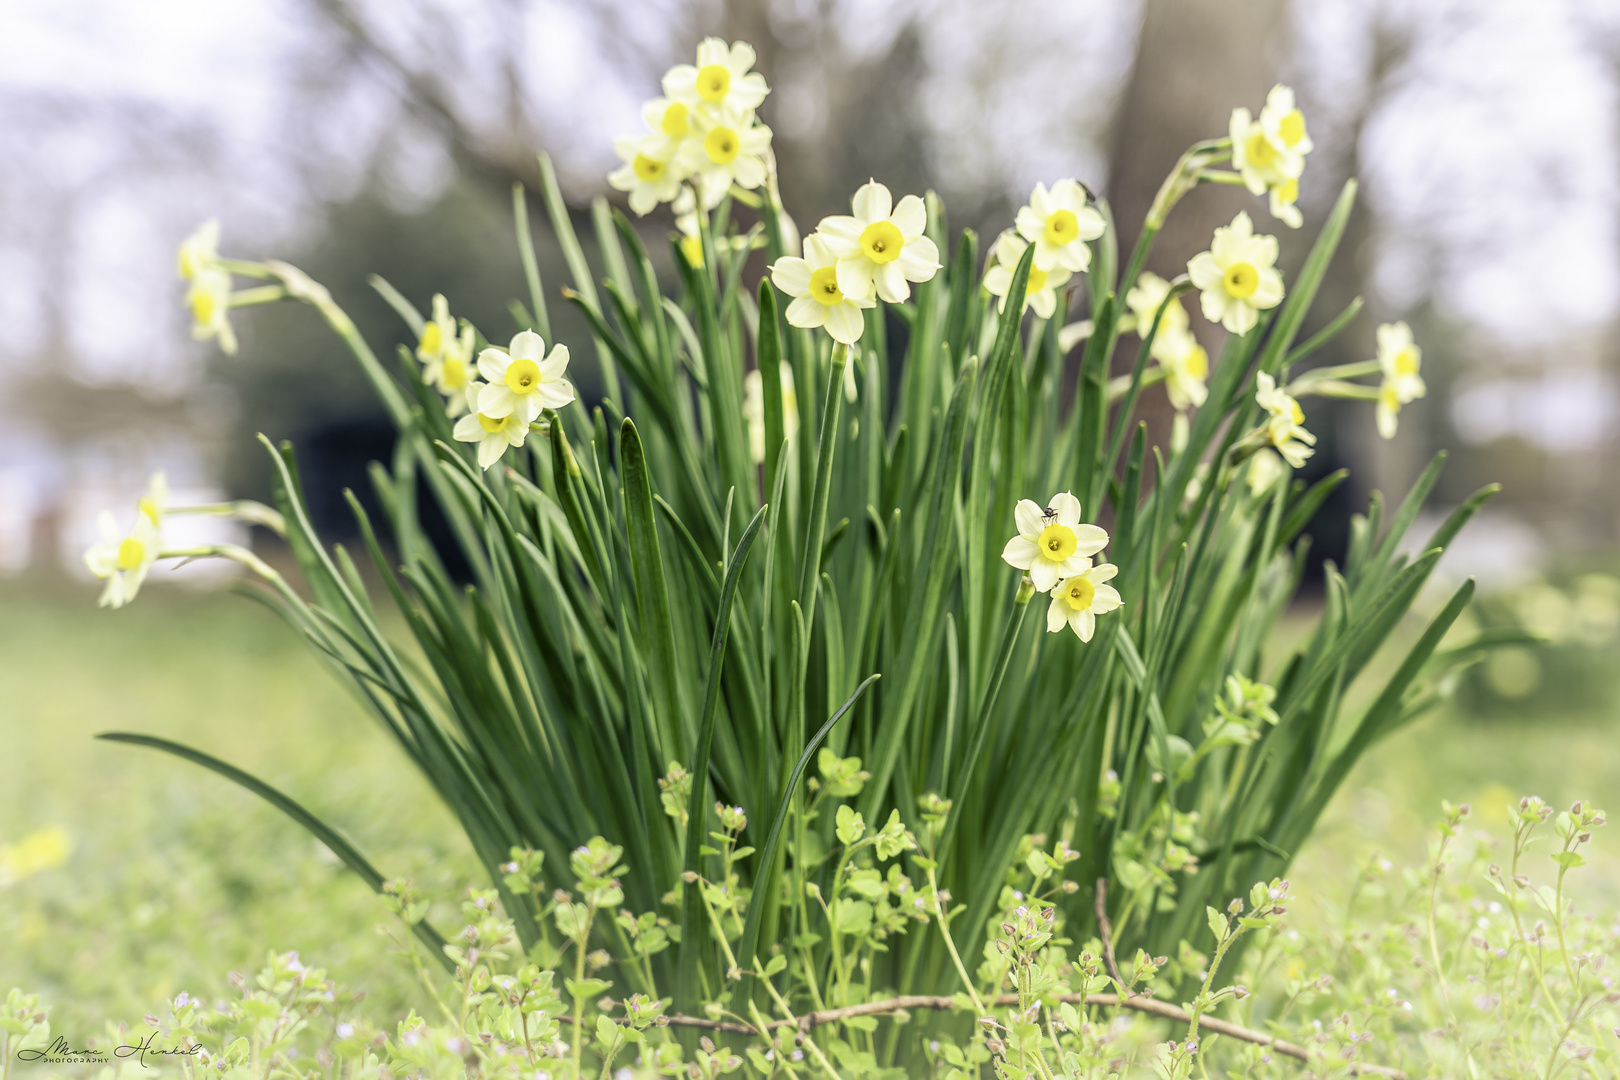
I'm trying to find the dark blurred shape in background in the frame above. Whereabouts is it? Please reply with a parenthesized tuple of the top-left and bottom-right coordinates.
(4, 0, 1619, 591)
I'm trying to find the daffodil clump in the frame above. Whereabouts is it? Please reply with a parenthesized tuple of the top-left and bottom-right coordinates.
(86, 41, 1500, 1077)
(608, 39, 775, 225)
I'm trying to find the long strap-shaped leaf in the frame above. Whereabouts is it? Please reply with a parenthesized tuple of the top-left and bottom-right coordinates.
(95, 731, 454, 972)
(733, 673, 882, 991)
(677, 501, 770, 1014)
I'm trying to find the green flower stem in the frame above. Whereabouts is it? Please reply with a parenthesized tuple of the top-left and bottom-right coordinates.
(1287, 359, 1382, 387)
(752, 956, 843, 1080)
(216, 257, 277, 279)
(927, 863, 987, 1017)
(570, 901, 596, 1079)
(166, 501, 287, 536)
(225, 284, 288, 308)
(1292, 379, 1381, 400)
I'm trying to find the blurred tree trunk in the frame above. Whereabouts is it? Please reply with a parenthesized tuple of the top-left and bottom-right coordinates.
(1104, 0, 1289, 455)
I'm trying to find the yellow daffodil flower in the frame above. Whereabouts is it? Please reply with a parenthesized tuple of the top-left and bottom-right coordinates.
(1013, 179, 1105, 273)
(692, 109, 774, 207)
(187, 266, 237, 354)
(84, 507, 161, 609)
(984, 231, 1071, 319)
(1260, 84, 1313, 162)
(819, 180, 942, 304)
(453, 384, 532, 470)
(1375, 321, 1427, 439)
(476, 331, 575, 424)
(418, 296, 476, 415)
(1162, 334, 1211, 411)
(609, 135, 684, 216)
(770, 233, 874, 345)
(1001, 491, 1109, 593)
(662, 38, 770, 119)
(1125, 271, 1191, 356)
(1255, 372, 1316, 467)
(1047, 562, 1123, 642)
(1187, 212, 1285, 335)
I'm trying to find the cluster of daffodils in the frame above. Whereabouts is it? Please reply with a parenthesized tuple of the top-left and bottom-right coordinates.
(1374, 321, 1427, 437)
(414, 295, 476, 416)
(1254, 373, 1316, 468)
(608, 39, 773, 221)
(769, 181, 942, 346)
(1001, 492, 1122, 643)
(177, 220, 239, 354)
(1230, 85, 1313, 229)
(452, 330, 577, 469)
(984, 180, 1105, 319)
(81, 471, 289, 608)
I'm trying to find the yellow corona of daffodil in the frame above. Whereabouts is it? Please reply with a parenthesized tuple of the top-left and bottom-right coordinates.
(1374, 321, 1427, 439)
(770, 233, 874, 345)
(608, 136, 683, 216)
(476, 331, 575, 424)
(1013, 179, 1105, 273)
(819, 180, 942, 304)
(1230, 85, 1311, 229)
(453, 385, 531, 470)
(984, 231, 1070, 319)
(187, 266, 237, 354)
(1255, 372, 1316, 467)
(662, 38, 770, 118)
(84, 504, 161, 609)
(1188, 212, 1284, 335)
(1001, 492, 1109, 593)
(1047, 562, 1123, 642)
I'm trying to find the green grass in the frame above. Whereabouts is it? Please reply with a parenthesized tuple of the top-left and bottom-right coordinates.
(0, 576, 476, 1034)
(4, 575, 1618, 1032)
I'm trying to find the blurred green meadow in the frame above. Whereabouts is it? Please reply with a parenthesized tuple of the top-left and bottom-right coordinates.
(5, 571, 1620, 1034)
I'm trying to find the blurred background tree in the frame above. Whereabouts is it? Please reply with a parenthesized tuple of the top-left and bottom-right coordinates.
(3, 0, 1618, 577)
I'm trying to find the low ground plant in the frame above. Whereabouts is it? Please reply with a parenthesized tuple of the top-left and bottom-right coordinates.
(6, 797, 1614, 1079)
(73, 35, 1506, 1072)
